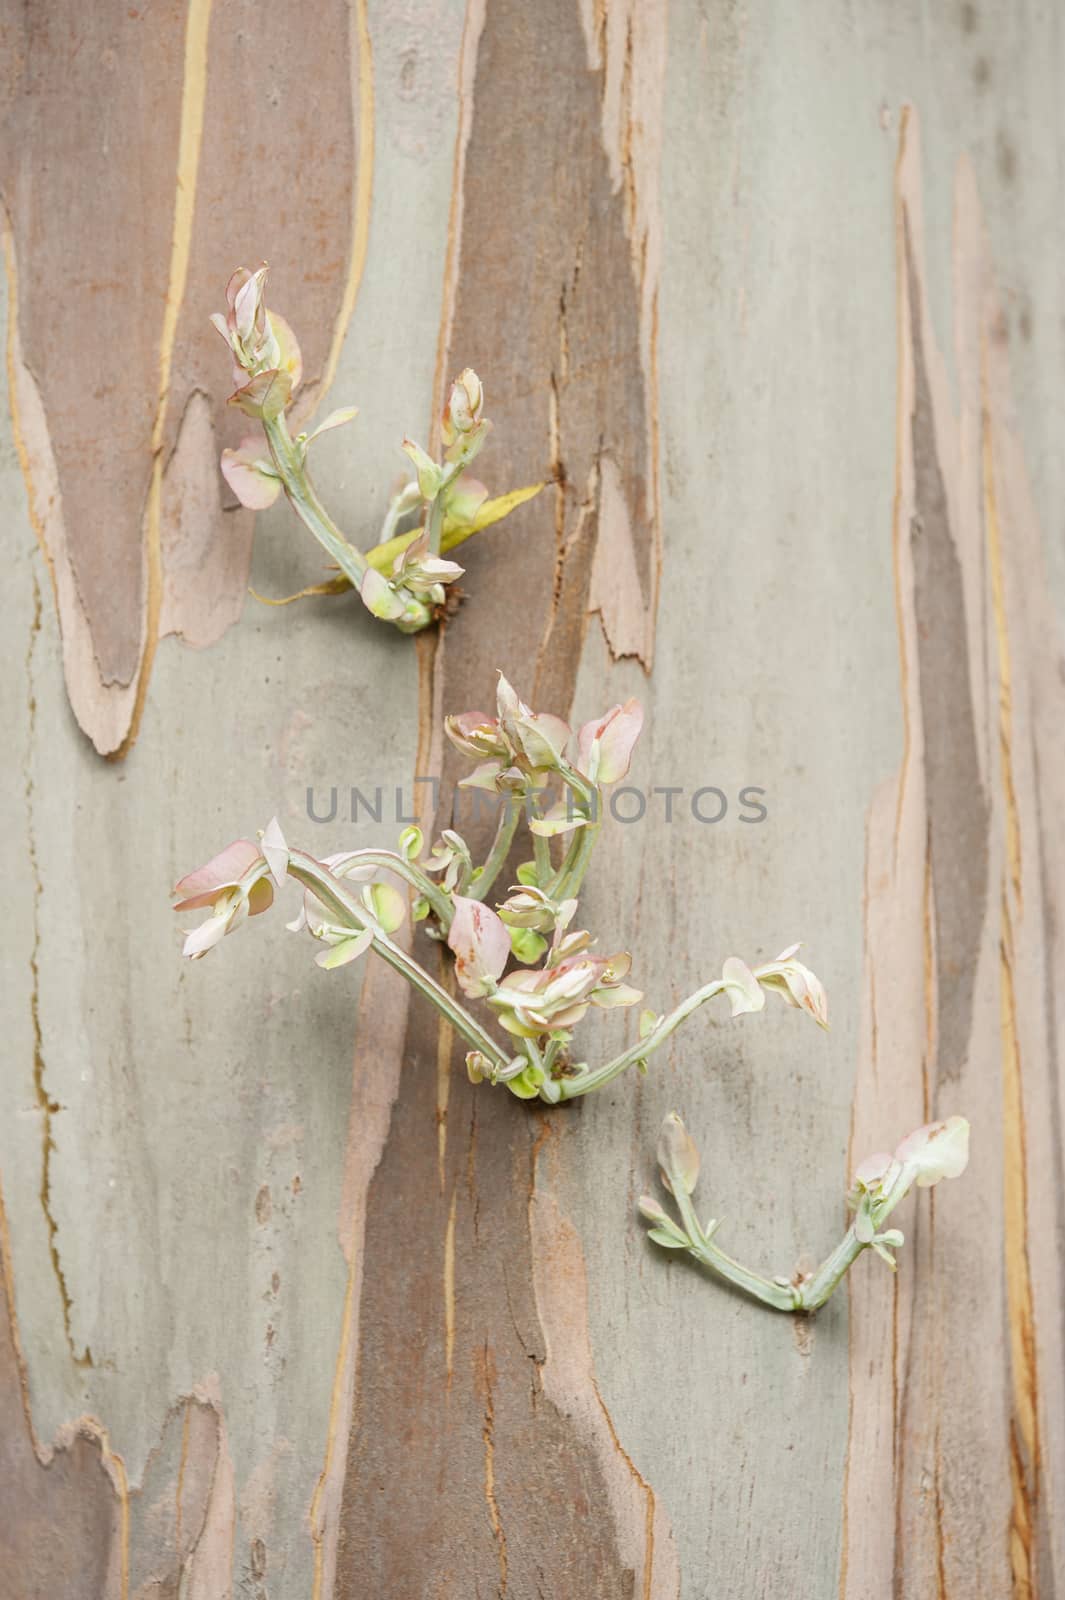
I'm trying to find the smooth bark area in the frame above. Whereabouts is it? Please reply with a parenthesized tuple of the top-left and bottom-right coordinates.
(1, 3, 1063, 1596)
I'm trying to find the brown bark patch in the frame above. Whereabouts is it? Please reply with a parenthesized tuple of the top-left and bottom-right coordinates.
(1, 0, 363, 752)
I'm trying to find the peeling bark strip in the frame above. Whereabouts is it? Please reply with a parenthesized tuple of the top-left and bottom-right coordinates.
(530, 1127, 680, 1599)
(334, 814, 680, 1595)
(3, 1175, 239, 1600)
(841, 110, 1065, 1599)
(434, 0, 664, 704)
(0, 0, 370, 755)
(327, 6, 673, 1592)
(1, 1178, 124, 1598)
(335, 1069, 677, 1598)
(905, 226, 990, 1079)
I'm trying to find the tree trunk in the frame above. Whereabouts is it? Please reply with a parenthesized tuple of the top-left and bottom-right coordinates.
(2, 3, 1063, 1596)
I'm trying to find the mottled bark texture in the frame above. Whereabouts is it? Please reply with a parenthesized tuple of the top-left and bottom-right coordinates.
(1, 3, 1064, 1598)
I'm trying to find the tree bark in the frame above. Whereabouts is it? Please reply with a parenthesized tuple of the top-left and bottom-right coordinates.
(1, 3, 1063, 1596)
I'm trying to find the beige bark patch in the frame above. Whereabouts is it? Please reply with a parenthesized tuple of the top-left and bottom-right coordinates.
(841, 106, 1065, 1600)
(0, 0, 368, 754)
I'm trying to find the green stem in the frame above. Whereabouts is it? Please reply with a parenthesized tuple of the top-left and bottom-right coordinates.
(262, 413, 368, 587)
(425, 458, 465, 556)
(666, 1179, 868, 1314)
(287, 850, 509, 1069)
(687, 1237, 801, 1311)
(325, 848, 454, 927)
(684, 1222, 867, 1313)
(532, 828, 553, 885)
(426, 489, 445, 557)
(793, 1227, 865, 1310)
(523, 1035, 554, 1096)
(657, 1157, 797, 1311)
(558, 978, 729, 1100)
(468, 800, 521, 902)
(376, 485, 418, 549)
(557, 759, 597, 811)
(549, 820, 600, 901)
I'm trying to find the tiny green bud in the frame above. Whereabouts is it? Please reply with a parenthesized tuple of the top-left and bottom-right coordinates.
(465, 1050, 492, 1084)
(398, 825, 424, 861)
(362, 881, 406, 934)
(657, 1111, 700, 1196)
(401, 438, 443, 501)
(508, 926, 548, 965)
(637, 1194, 671, 1226)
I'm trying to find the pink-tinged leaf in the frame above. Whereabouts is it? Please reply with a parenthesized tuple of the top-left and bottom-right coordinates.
(512, 711, 571, 771)
(577, 699, 644, 785)
(220, 439, 282, 510)
(233, 270, 262, 340)
(853, 1152, 894, 1190)
(894, 1116, 970, 1187)
(223, 266, 253, 311)
(445, 712, 508, 761)
(457, 761, 505, 793)
(755, 949, 830, 1030)
(229, 368, 293, 421)
(657, 1111, 700, 1196)
(637, 1194, 672, 1226)
(444, 477, 489, 524)
(173, 840, 263, 911)
(441, 368, 484, 444)
(447, 896, 511, 997)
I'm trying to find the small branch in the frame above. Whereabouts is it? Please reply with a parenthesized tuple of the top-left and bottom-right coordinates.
(547, 820, 600, 902)
(467, 800, 522, 903)
(426, 486, 446, 557)
(324, 847, 454, 927)
(287, 850, 509, 1070)
(262, 414, 368, 588)
(681, 1220, 865, 1313)
(558, 978, 728, 1100)
(791, 1228, 865, 1310)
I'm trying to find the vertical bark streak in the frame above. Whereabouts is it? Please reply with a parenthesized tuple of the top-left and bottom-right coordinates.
(842, 110, 1064, 1599)
(332, 6, 672, 1591)
(906, 223, 990, 1084)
